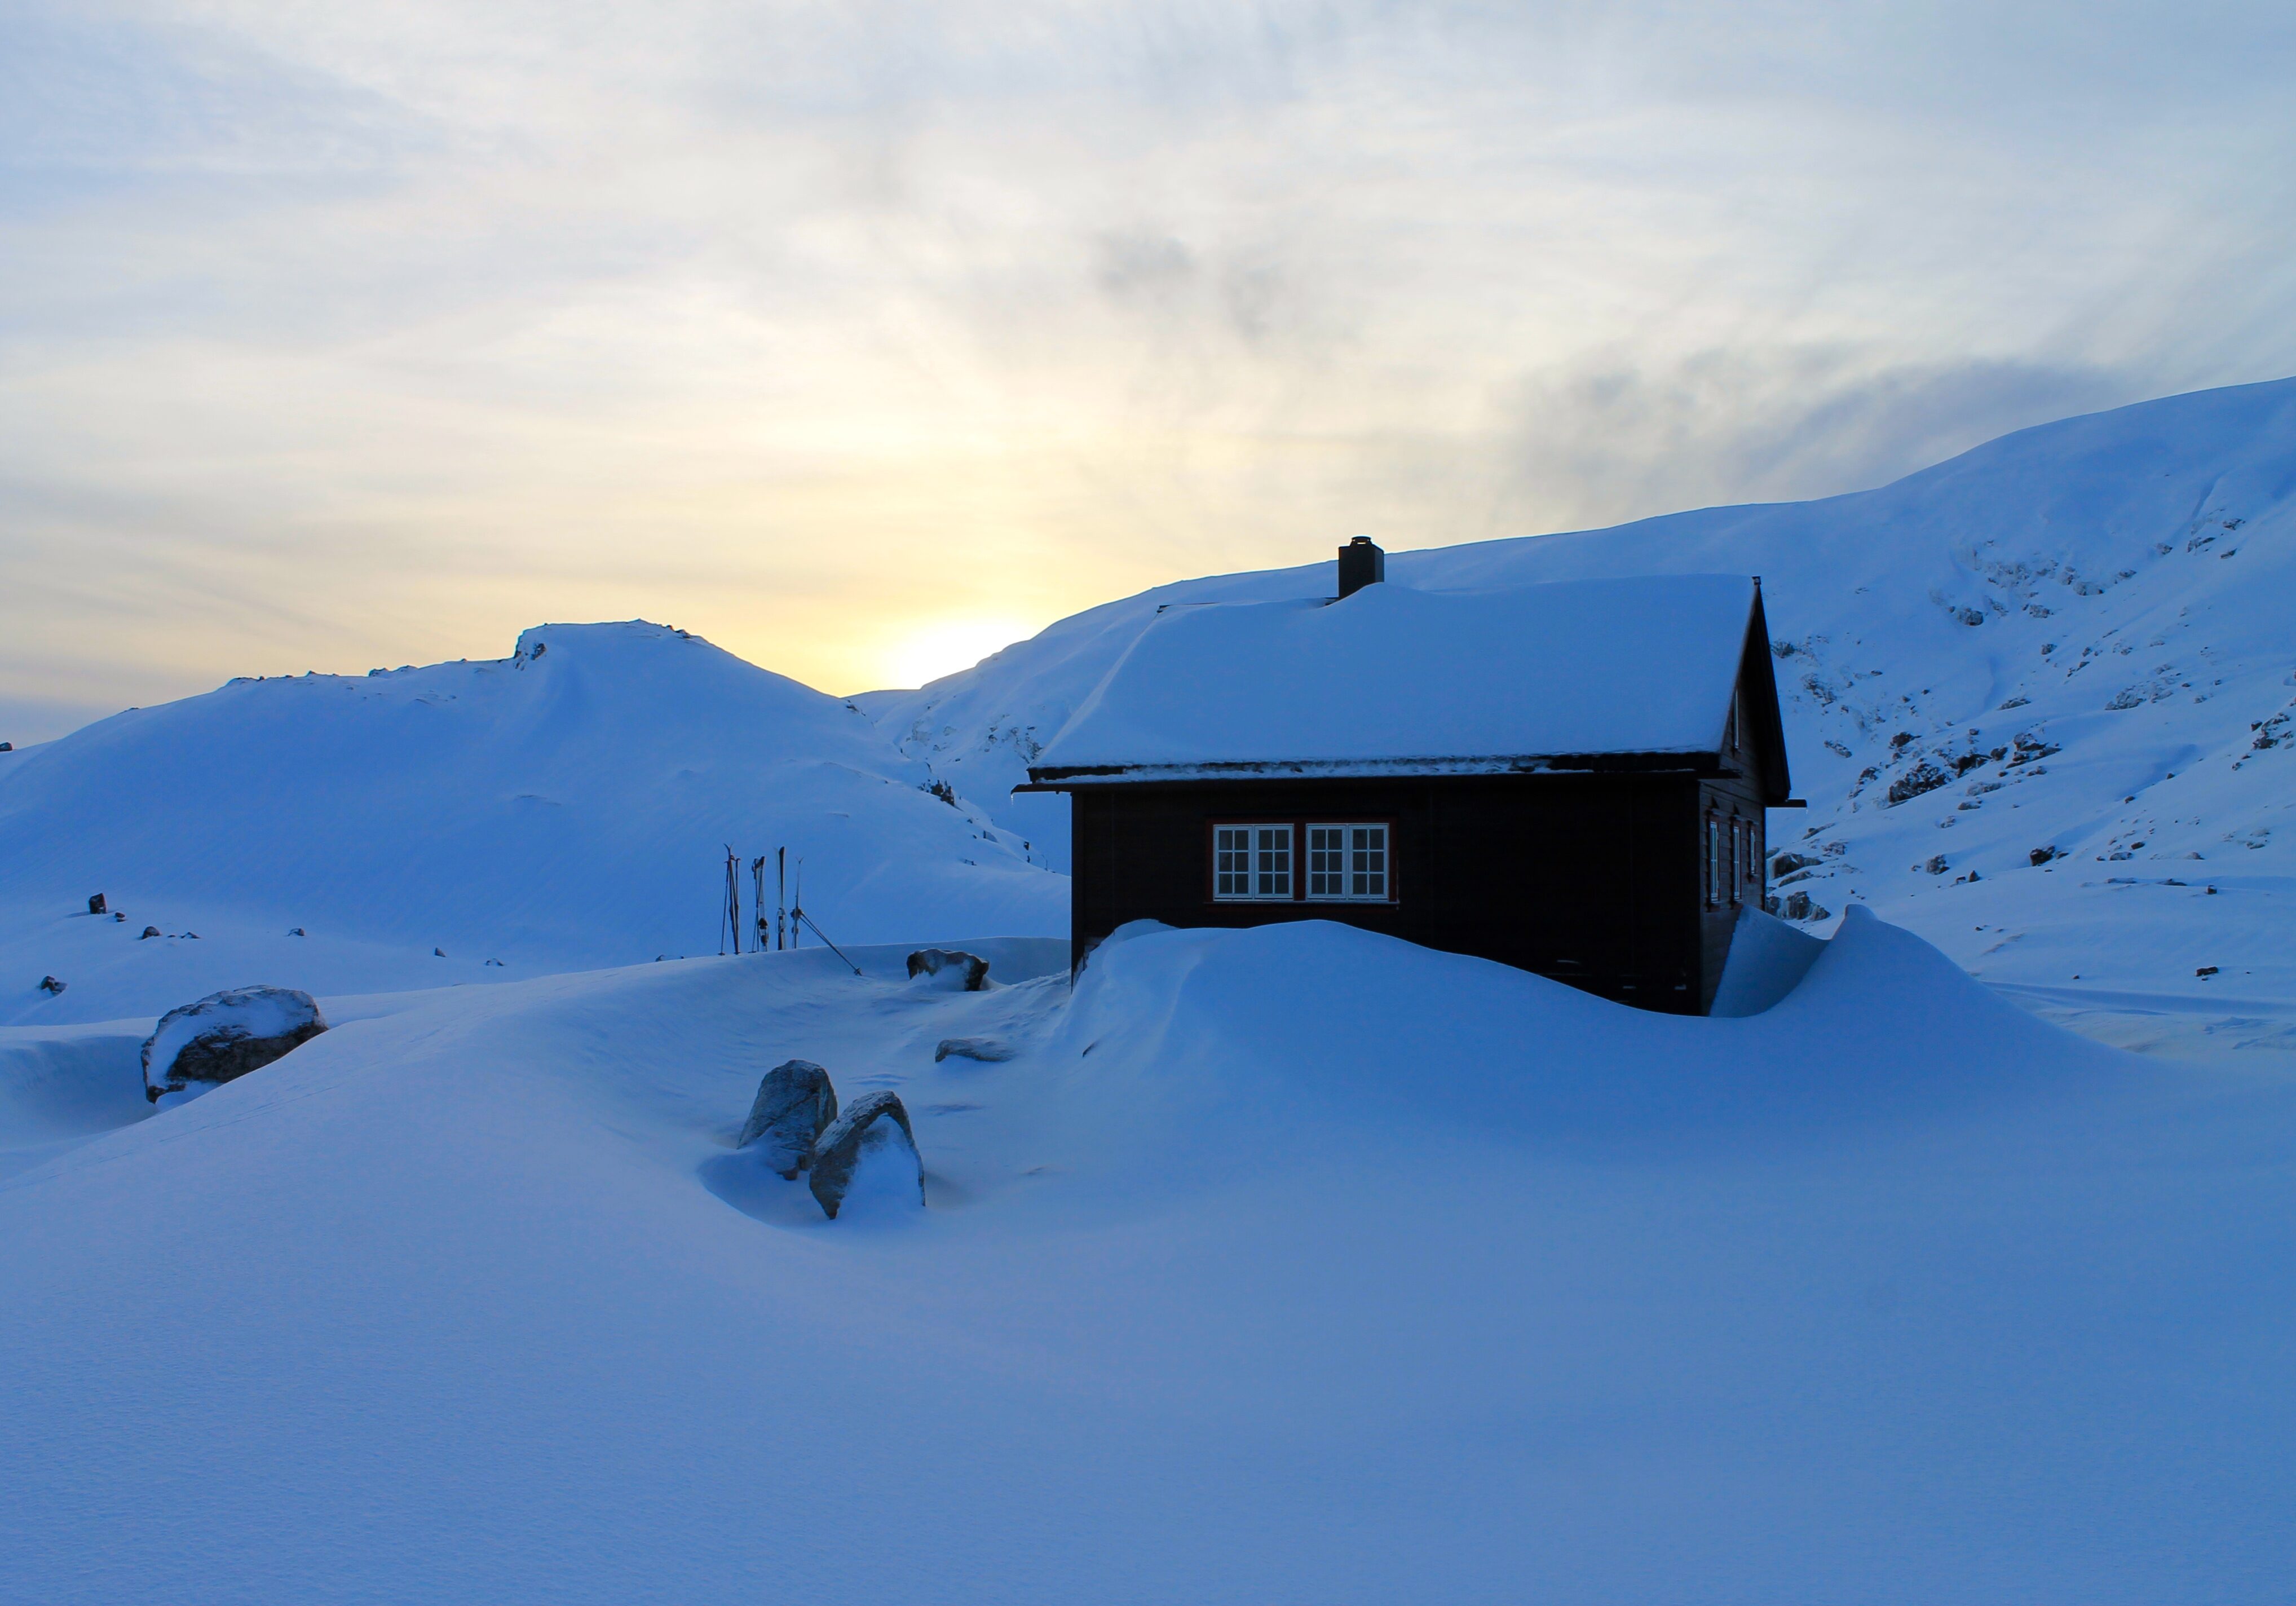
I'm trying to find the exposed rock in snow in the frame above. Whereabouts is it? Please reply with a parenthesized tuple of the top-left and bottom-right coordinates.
(86, 894, 105, 915)
(1767, 890, 1833, 923)
(38, 976, 65, 995)
(809, 1091, 923, 1219)
(934, 1038, 1015, 1063)
(140, 986, 328, 1100)
(736, 1059, 838, 1178)
(907, 948, 990, 991)
(1887, 762, 1952, 805)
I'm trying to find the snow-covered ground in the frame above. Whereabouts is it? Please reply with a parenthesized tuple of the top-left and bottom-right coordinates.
(4, 915, 2290, 1602)
(4, 379, 2294, 1598)
(0, 621, 1062, 1026)
(870, 377, 2296, 1062)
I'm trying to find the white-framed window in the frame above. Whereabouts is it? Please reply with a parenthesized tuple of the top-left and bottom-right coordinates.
(1729, 817, 1743, 906)
(1213, 823, 1293, 900)
(1307, 823, 1389, 901)
(1706, 815, 1721, 907)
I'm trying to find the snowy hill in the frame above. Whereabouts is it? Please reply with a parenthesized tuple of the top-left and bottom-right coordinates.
(7, 384, 2295, 1600)
(3, 914, 2290, 1599)
(0, 623, 1063, 1025)
(870, 378, 2296, 1044)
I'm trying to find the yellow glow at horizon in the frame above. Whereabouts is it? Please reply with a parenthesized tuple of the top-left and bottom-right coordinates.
(879, 617, 1042, 694)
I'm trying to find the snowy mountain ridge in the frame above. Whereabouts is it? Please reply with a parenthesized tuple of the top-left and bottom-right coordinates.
(871, 376, 2296, 1030)
(0, 620, 1064, 1024)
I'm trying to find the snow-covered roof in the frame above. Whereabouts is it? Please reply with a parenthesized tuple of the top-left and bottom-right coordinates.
(1030, 574, 1762, 782)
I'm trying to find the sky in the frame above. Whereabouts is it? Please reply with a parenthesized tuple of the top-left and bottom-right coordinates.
(3, 1, 2294, 741)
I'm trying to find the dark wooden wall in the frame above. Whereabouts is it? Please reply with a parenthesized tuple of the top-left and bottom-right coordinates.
(1068, 772, 1748, 1013)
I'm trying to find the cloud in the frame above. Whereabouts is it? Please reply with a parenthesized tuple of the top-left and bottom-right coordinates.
(1, 0, 2293, 720)
(1495, 351, 2137, 531)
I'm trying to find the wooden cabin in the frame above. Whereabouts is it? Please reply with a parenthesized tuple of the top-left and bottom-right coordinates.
(1019, 542, 1796, 1013)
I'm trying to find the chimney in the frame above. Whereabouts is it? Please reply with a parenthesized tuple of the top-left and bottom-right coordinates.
(1336, 535, 1385, 599)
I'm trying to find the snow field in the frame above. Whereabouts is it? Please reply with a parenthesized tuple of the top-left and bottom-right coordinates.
(0, 621, 1065, 1026)
(2, 915, 2289, 1602)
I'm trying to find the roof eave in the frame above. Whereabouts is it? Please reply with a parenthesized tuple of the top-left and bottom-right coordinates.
(1019, 750, 1727, 790)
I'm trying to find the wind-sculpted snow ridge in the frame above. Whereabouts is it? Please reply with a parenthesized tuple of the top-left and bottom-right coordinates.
(0, 622, 1064, 1024)
(2, 916, 2290, 1600)
(868, 377, 2296, 1049)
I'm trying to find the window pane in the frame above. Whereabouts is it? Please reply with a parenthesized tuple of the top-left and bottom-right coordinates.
(1309, 825, 1339, 896)
(1216, 826, 1251, 898)
(1354, 825, 1386, 898)
(1257, 825, 1290, 897)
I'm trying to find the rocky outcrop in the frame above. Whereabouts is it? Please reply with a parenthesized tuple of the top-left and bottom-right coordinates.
(737, 1059, 839, 1178)
(809, 1092, 924, 1219)
(906, 948, 989, 991)
(1887, 762, 1952, 805)
(934, 1038, 1014, 1063)
(1764, 890, 1832, 923)
(141, 986, 328, 1100)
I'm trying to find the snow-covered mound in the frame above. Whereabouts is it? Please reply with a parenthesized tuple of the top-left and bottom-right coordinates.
(2, 915, 2288, 1599)
(0, 623, 1063, 1025)
(871, 377, 2296, 1038)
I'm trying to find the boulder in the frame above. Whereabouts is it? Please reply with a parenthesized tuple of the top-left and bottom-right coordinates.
(1887, 762, 1952, 805)
(809, 1092, 924, 1220)
(142, 986, 328, 1101)
(1778, 890, 1831, 923)
(87, 893, 107, 915)
(38, 976, 65, 995)
(736, 1059, 839, 1177)
(141, 926, 161, 939)
(906, 948, 989, 991)
(934, 1038, 1015, 1063)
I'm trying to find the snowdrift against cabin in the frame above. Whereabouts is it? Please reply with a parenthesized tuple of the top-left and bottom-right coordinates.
(1033, 575, 1764, 778)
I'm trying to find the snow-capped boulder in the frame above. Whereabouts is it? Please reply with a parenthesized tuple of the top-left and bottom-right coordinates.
(907, 949, 989, 991)
(808, 1092, 924, 1220)
(141, 986, 328, 1101)
(736, 1059, 838, 1178)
